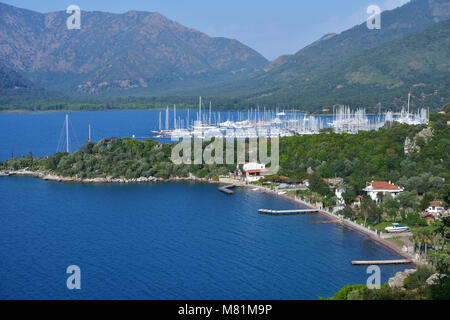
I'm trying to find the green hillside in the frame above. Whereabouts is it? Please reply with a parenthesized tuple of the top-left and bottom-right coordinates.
(247, 19, 450, 111)
(0, 63, 51, 107)
(187, 0, 450, 111)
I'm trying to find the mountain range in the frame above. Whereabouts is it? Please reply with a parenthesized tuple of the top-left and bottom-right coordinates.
(191, 0, 450, 110)
(247, 19, 449, 110)
(0, 0, 449, 111)
(0, 2, 267, 95)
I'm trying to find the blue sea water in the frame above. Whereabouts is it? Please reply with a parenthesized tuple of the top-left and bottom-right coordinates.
(0, 110, 337, 161)
(0, 111, 406, 300)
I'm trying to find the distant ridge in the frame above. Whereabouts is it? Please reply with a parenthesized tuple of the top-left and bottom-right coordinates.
(0, 2, 268, 96)
(0, 62, 51, 107)
(193, 0, 450, 110)
(244, 19, 450, 110)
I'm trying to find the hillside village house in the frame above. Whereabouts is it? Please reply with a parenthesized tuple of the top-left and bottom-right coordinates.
(242, 162, 267, 183)
(363, 181, 404, 202)
(335, 187, 346, 203)
(353, 195, 364, 208)
(420, 212, 435, 225)
(335, 187, 346, 211)
(426, 201, 445, 215)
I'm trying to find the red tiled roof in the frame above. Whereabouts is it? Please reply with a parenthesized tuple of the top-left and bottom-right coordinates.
(246, 169, 267, 174)
(337, 187, 346, 190)
(429, 201, 442, 207)
(367, 181, 401, 191)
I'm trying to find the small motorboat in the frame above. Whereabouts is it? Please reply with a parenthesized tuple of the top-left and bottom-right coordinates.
(385, 224, 409, 233)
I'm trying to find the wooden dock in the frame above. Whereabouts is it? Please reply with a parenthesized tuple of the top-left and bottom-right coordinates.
(258, 208, 318, 215)
(218, 184, 238, 195)
(351, 259, 413, 265)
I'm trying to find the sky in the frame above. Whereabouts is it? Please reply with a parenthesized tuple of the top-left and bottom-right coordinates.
(2, 0, 410, 60)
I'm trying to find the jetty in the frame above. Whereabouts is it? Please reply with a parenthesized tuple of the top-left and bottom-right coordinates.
(218, 184, 238, 195)
(258, 208, 318, 215)
(351, 259, 413, 265)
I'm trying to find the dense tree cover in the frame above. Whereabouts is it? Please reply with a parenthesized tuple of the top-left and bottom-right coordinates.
(278, 113, 450, 206)
(0, 138, 235, 180)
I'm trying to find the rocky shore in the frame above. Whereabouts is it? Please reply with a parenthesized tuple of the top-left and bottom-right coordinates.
(0, 169, 217, 184)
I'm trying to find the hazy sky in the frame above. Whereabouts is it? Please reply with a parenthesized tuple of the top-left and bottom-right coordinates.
(3, 0, 410, 60)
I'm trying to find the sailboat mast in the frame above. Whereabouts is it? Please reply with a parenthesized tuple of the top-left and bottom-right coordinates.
(88, 124, 91, 143)
(66, 114, 69, 153)
(174, 104, 177, 130)
(159, 112, 162, 131)
(165, 106, 169, 130)
(198, 96, 202, 122)
(407, 92, 411, 114)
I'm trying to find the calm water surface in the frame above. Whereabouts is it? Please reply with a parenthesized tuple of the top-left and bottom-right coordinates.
(0, 111, 405, 299)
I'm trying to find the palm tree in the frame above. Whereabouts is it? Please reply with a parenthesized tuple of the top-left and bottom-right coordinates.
(433, 217, 450, 251)
(413, 229, 426, 260)
(422, 228, 432, 262)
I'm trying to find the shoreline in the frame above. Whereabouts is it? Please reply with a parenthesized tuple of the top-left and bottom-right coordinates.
(0, 108, 386, 116)
(1, 169, 415, 263)
(234, 182, 415, 263)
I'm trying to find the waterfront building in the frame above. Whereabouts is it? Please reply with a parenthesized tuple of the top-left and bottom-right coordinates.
(363, 181, 404, 202)
(242, 162, 267, 183)
(335, 187, 346, 203)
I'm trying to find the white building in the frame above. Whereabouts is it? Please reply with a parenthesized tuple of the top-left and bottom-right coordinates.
(335, 187, 346, 200)
(363, 181, 404, 202)
(242, 162, 267, 183)
(335, 186, 346, 205)
(426, 201, 445, 214)
(335, 187, 346, 211)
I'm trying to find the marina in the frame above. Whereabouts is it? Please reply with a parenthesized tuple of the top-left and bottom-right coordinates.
(151, 96, 430, 141)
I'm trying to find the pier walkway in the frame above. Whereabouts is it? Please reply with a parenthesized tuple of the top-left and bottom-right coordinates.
(218, 184, 238, 195)
(258, 208, 318, 215)
(351, 259, 413, 265)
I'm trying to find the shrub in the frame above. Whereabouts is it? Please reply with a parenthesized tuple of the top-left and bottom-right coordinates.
(404, 265, 435, 290)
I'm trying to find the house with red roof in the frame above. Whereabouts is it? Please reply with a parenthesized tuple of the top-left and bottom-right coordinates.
(363, 181, 404, 202)
(426, 201, 445, 214)
(353, 195, 364, 207)
(242, 162, 267, 183)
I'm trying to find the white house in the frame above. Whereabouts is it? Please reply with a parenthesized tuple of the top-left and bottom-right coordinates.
(363, 181, 404, 202)
(335, 187, 346, 199)
(335, 187, 346, 204)
(242, 162, 267, 183)
(426, 201, 445, 214)
(335, 187, 346, 211)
